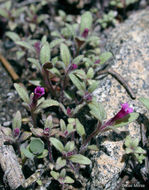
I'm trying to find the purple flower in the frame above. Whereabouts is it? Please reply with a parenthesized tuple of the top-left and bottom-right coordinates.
(13, 128, 20, 137)
(81, 28, 89, 38)
(33, 86, 45, 101)
(67, 107, 72, 116)
(64, 130, 69, 137)
(113, 103, 133, 120)
(84, 92, 92, 102)
(43, 128, 50, 136)
(71, 64, 78, 70)
(94, 59, 101, 64)
(100, 103, 133, 131)
(34, 42, 41, 54)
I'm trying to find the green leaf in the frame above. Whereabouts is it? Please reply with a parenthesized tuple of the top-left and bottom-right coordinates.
(73, 70, 86, 80)
(65, 23, 75, 37)
(73, 55, 84, 64)
(29, 80, 41, 86)
(69, 154, 91, 165)
(50, 137, 64, 153)
(88, 80, 99, 93)
(12, 111, 22, 129)
(8, 21, 17, 31)
(14, 83, 30, 104)
(37, 149, 48, 158)
(60, 119, 66, 131)
(99, 52, 112, 64)
(45, 115, 53, 128)
(16, 51, 25, 60)
(69, 73, 86, 91)
(135, 147, 146, 154)
(73, 102, 86, 115)
(113, 113, 139, 128)
(60, 169, 66, 178)
(64, 141, 75, 152)
(30, 128, 44, 137)
(0, 8, 9, 18)
(75, 119, 85, 137)
(88, 145, 99, 151)
(41, 35, 47, 45)
(124, 135, 132, 147)
(36, 99, 59, 111)
(50, 171, 59, 180)
(135, 153, 146, 164)
(49, 39, 65, 49)
(80, 11, 93, 34)
(15, 41, 35, 52)
(56, 157, 66, 170)
(5, 32, 20, 41)
(87, 68, 94, 79)
(19, 131, 32, 142)
(37, 14, 49, 23)
(60, 43, 71, 67)
(67, 124, 74, 133)
(29, 138, 44, 155)
(64, 176, 74, 184)
(40, 42, 51, 65)
(27, 58, 41, 71)
(21, 148, 34, 159)
(139, 97, 149, 110)
(5, 1, 11, 10)
(88, 98, 106, 121)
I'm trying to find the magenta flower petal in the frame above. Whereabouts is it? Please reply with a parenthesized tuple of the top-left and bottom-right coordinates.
(43, 128, 50, 136)
(114, 103, 133, 120)
(71, 64, 78, 70)
(34, 86, 45, 100)
(67, 107, 72, 116)
(34, 42, 41, 54)
(13, 128, 20, 137)
(84, 92, 92, 102)
(100, 103, 133, 131)
(94, 59, 101, 64)
(81, 28, 89, 38)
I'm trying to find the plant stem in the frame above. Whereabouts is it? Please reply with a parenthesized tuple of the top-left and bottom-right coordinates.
(47, 139, 53, 163)
(31, 111, 37, 128)
(80, 121, 102, 153)
(59, 73, 67, 103)
(42, 69, 55, 97)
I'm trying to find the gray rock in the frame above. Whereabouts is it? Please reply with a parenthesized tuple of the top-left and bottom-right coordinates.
(89, 8, 149, 190)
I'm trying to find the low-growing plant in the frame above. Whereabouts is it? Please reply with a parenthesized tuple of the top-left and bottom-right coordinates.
(97, 11, 117, 29)
(110, 0, 140, 8)
(5, 11, 139, 189)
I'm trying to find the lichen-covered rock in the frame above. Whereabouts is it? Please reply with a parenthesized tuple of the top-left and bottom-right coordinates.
(89, 8, 149, 190)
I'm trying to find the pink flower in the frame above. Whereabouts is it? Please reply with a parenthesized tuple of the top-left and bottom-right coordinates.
(43, 128, 50, 136)
(34, 42, 41, 54)
(67, 107, 72, 116)
(33, 86, 45, 101)
(94, 59, 100, 64)
(113, 103, 133, 120)
(13, 128, 20, 137)
(71, 64, 78, 70)
(84, 92, 92, 102)
(81, 28, 89, 38)
(100, 103, 133, 131)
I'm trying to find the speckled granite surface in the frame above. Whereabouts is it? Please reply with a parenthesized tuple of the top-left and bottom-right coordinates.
(88, 7, 149, 190)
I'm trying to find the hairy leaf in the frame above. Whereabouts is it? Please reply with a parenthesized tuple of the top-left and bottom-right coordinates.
(50, 137, 64, 153)
(14, 83, 30, 104)
(69, 154, 91, 165)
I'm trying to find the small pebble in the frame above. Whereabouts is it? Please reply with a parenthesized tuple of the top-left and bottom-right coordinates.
(3, 121, 11, 127)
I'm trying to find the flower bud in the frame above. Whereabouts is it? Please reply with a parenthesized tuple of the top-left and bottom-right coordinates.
(13, 128, 20, 137)
(81, 28, 89, 38)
